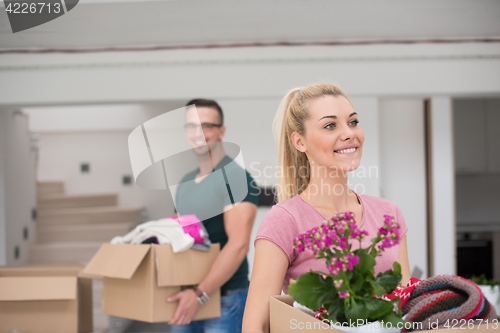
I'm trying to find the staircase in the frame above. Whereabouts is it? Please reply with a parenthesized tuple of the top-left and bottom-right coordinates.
(32, 181, 146, 333)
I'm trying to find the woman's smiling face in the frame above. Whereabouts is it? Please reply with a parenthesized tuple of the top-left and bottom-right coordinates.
(294, 95, 364, 173)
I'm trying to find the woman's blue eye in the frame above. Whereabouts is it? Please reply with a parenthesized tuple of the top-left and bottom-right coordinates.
(324, 120, 358, 129)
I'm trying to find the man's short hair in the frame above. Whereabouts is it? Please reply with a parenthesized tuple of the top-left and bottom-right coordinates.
(186, 99, 224, 125)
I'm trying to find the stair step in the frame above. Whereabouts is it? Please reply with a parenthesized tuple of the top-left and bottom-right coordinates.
(37, 181, 65, 198)
(29, 242, 103, 264)
(37, 193, 118, 210)
(37, 222, 136, 243)
(37, 206, 145, 226)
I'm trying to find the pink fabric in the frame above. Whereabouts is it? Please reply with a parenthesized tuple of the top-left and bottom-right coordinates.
(254, 190, 408, 293)
(171, 214, 206, 244)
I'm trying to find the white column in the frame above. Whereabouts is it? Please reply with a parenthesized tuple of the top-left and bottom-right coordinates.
(0, 110, 37, 265)
(430, 97, 456, 276)
(0, 110, 7, 265)
(379, 98, 428, 278)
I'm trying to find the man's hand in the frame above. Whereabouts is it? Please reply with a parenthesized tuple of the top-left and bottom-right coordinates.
(167, 289, 201, 325)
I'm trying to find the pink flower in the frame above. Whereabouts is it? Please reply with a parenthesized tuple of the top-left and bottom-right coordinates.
(339, 237, 348, 249)
(296, 243, 305, 252)
(334, 279, 343, 289)
(379, 227, 389, 235)
(377, 234, 399, 251)
(347, 254, 360, 270)
(293, 211, 372, 261)
(329, 258, 341, 276)
(351, 229, 368, 240)
(375, 214, 401, 252)
(339, 291, 349, 298)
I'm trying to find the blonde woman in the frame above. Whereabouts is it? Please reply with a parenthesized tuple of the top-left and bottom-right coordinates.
(242, 83, 411, 333)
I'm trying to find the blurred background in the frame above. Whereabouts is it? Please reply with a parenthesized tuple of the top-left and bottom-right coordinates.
(0, 0, 499, 331)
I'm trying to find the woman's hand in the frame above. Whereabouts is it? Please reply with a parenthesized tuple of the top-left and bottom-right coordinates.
(398, 235, 411, 286)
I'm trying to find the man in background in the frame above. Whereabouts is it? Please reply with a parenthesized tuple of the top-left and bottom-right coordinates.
(167, 99, 259, 333)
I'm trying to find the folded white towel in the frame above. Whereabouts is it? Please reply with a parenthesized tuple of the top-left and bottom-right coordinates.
(110, 218, 194, 253)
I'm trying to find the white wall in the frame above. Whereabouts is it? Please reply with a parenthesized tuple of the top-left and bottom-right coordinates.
(430, 97, 456, 276)
(0, 110, 7, 265)
(0, 109, 37, 265)
(453, 98, 500, 225)
(25, 104, 184, 133)
(379, 99, 428, 278)
(217, 98, 280, 187)
(35, 131, 174, 219)
(24, 103, 185, 220)
(456, 174, 500, 224)
(23, 102, 187, 133)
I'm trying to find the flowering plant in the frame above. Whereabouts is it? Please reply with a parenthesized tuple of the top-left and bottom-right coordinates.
(288, 212, 406, 327)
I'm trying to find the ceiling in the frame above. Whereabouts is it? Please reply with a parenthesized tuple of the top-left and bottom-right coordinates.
(0, 0, 499, 51)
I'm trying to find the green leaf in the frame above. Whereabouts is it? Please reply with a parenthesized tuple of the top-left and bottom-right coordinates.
(319, 275, 334, 288)
(316, 275, 336, 305)
(318, 290, 337, 308)
(355, 250, 376, 275)
(374, 272, 401, 294)
(390, 297, 402, 314)
(364, 298, 393, 320)
(350, 271, 364, 293)
(326, 298, 344, 322)
(379, 309, 406, 327)
(288, 272, 330, 310)
(392, 261, 401, 275)
(370, 282, 387, 296)
(345, 298, 368, 322)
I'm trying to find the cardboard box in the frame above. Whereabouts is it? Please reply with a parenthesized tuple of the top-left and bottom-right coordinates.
(270, 295, 499, 333)
(83, 243, 221, 323)
(0, 263, 93, 333)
